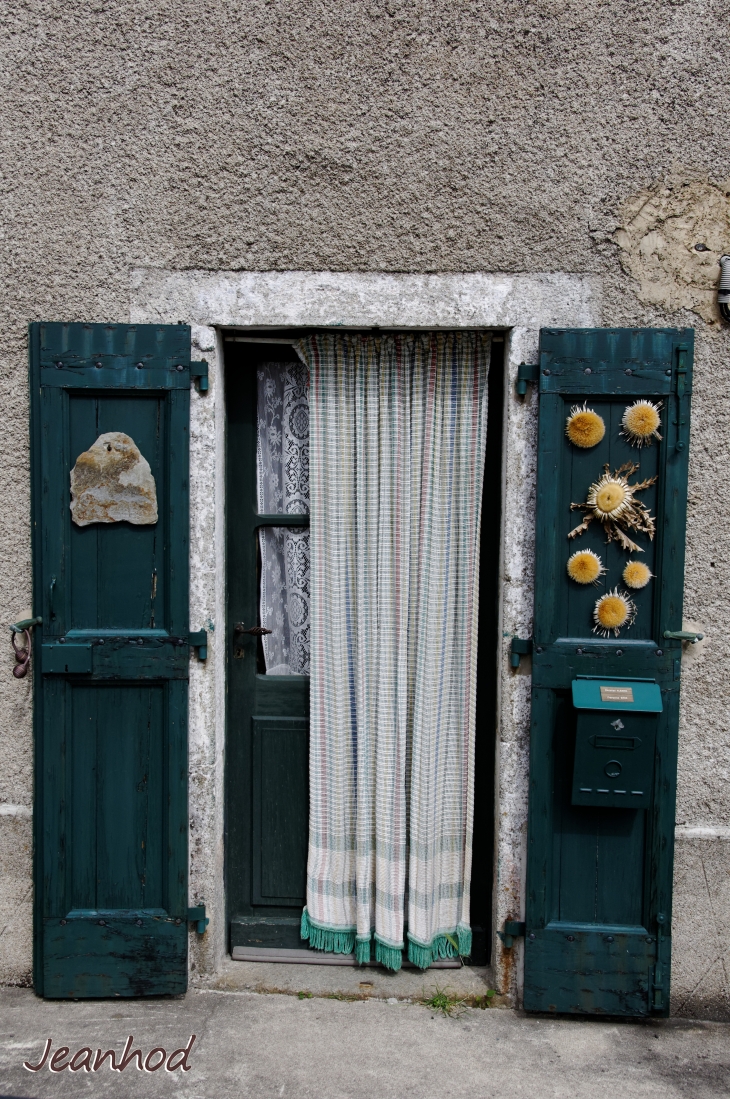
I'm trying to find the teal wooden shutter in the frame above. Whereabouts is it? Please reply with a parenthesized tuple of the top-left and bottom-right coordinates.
(30, 322, 193, 998)
(524, 327, 693, 1016)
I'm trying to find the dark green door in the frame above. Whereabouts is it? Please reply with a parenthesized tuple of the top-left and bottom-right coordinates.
(30, 322, 193, 997)
(226, 342, 310, 953)
(524, 327, 693, 1016)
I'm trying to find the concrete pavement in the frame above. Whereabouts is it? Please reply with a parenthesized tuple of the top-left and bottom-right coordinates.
(0, 983, 728, 1099)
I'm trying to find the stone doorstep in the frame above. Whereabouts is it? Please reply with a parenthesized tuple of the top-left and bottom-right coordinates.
(196, 957, 503, 1007)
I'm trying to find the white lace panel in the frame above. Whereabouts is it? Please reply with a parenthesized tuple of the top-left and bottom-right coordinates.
(256, 361, 310, 675)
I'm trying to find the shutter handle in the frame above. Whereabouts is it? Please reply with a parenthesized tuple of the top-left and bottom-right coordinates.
(663, 629, 704, 644)
(234, 623, 272, 636)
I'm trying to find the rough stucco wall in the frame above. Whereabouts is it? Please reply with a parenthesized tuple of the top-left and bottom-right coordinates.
(1, 0, 730, 1016)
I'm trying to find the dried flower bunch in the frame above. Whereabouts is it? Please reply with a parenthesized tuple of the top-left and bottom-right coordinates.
(568, 462, 657, 554)
(623, 560, 653, 590)
(593, 589, 637, 638)
(565, 404, 606, 448)
(621, 400, 662, 448)
(566, 549, 606, 585)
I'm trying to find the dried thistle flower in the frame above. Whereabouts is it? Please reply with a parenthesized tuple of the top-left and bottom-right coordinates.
(623, 560, 653, 590)
(568, 462, 657, 554)
(593, 588, 637, 638)
(621, 400, 662, 448)
(567, 549, 606, 585)
(565, 404, 606, 449)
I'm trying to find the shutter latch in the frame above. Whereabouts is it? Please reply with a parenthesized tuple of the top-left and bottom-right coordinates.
(651, 912, 668, 1012)
(187, 904, 209, 934)
(190, 360, 209, 393)
(497, 920, 526, 948)
(663, 629, 704, 644)
(510, 637, 533, 668)
(515, 362, 539, 399)
(189, 629, 208, 660)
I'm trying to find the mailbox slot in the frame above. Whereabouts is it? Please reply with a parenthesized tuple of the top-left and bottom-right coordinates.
(571, 677, 663, 809)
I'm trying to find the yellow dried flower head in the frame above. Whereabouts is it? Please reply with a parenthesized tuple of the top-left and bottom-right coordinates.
(565, 404, 606, 449)
(569, 463, 657, 554)
(621, 400, 662, 448)
(623, 560, 653, 589)
(567, 549, 606, 585)
(593, 588, 637, 638)
(590, 477, 628, 518)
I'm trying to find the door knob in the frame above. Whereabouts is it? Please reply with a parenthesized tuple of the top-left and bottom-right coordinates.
(233, 623, 272, 636)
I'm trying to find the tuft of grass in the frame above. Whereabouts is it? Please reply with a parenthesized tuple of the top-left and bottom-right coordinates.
(473, 989, 498, 1009)
(420, 987, 466, 1017)
(298, 990, 314, 1000)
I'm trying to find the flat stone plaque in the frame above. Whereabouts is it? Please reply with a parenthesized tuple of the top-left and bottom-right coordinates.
(70, 432, 158, 526)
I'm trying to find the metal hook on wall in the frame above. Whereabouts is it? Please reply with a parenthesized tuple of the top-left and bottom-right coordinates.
(9, 615, 42, 679)
(11, 628, 31, 678)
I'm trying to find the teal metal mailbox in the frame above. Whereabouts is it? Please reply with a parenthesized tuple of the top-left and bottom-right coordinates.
(571, 677, 663, 810)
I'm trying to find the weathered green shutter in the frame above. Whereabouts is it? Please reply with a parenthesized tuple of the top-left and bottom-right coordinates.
(524, 327, 693, 1016)
(30, 322, 193, 997)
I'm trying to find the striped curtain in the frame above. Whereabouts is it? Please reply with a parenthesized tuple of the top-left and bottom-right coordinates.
(296, 333, 490, 970)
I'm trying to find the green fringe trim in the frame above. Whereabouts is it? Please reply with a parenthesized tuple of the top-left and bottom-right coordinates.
(407, 926, 473, 970)
(300, 909, 472, 971)
(300, 907, 356, 955)
(355, 938, 371, 965)
(375, 938, 403, 972)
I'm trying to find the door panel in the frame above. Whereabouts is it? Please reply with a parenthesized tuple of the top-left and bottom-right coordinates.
(252, 717, 309, 905)
(524, 327, 692, 1016)
(31, 322, 192, 998)
(226, 344, 311, 952)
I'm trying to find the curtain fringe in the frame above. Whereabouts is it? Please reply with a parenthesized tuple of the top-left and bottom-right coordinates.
(300, 908, 356, 955)
(301, 909, 471, 972)
(374, 938, 402, 972)
(355, 938, 371, 965)
(407, 926, 473, 970)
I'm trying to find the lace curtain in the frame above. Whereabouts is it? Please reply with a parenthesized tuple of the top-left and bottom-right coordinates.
(256, 361, 310, 675)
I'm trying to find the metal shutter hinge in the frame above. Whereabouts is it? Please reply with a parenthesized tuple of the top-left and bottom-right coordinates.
(497, 920, 526, 948)
(510, 637, 533, 668)
(187, 905, 209, 934)
(189, 629, 208, 660)
(190, 360, 209, 393)
(515, 362, 539, 398)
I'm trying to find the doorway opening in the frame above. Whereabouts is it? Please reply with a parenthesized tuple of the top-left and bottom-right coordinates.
(224, 329, 505, 967)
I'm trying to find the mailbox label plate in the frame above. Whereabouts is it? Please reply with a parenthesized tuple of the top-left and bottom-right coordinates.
(572, 677, 663, 713)
(600, 686, 634, 702)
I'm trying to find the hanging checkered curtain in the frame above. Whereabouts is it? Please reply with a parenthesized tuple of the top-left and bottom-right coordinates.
(297, 332, 490, 970)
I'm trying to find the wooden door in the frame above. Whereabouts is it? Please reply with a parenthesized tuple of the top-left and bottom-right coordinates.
(30, 322, 193, 997)
(226, 342, 310, 952)
(524, 328, 693, 1015)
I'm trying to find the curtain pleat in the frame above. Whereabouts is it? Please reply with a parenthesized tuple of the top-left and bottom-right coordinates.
(297, 333, 490, 969)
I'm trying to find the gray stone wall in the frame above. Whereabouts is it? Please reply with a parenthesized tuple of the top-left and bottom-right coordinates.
(1, 1, 729, 1017)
